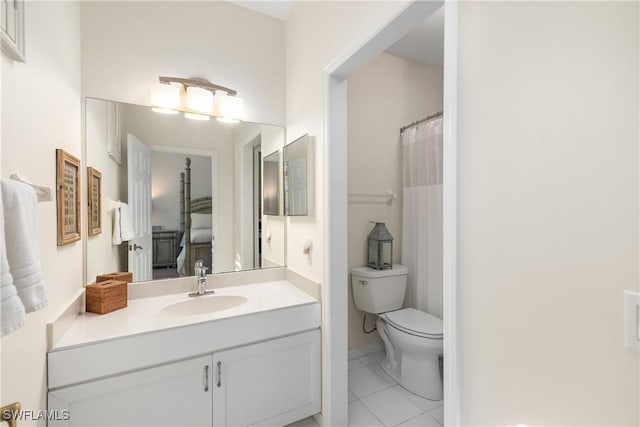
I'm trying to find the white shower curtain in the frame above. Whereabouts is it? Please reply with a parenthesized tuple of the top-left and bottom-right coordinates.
(401, 117, 443, 318)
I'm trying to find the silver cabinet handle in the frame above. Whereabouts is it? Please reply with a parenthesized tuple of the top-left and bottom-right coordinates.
(358, 280, 368, 286)
(216, 361, 222, 388)
(204, 365, 209, 392)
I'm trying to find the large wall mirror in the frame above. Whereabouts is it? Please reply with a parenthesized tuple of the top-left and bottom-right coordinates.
(85, 98, 285, 283)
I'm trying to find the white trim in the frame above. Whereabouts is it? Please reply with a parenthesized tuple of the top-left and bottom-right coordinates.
(322, 1, 459, 425)
(443, 1, 460, 424)
(149, 144, 219, 270)
(322, 73, 349, 425)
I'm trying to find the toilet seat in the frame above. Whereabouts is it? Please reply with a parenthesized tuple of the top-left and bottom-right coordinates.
(384, 308, 443, 339)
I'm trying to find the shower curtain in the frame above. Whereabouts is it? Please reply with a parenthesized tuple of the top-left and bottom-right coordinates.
(401, 117, 443, 318)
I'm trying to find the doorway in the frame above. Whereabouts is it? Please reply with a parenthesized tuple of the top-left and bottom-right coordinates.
(323, 2, 459, 425)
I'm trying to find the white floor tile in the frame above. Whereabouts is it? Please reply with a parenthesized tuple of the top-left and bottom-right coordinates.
(368, 363, 398, 386)
(348, 390, 357, 402)
(427, 405, 445, 425)
(348, 366, 391, 398)
(359, 387, 422, 427)
(359, 350, 385, 367)
(348, 358, 366, 371)
(348, 400, 383, 427)
(395, 385, 443, 412)
(285, 416, 319, 427)
(397, 413, 442, 427)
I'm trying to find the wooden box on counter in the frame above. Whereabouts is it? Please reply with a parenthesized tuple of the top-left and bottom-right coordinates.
(86, 280, 127, 314)
(96, 272, 133, 284)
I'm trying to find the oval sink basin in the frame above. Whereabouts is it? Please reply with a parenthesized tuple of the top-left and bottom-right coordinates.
(161, 295, 248, 317)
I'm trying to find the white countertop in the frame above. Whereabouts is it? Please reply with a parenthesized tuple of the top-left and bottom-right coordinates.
(52, 280, 318, 351)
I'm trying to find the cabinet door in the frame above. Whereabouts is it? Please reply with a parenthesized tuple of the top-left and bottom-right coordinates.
(48, 355, 213, 427)
(213, 330, 321, 427)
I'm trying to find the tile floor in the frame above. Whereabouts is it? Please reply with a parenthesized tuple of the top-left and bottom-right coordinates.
(287, 350, 443, 427)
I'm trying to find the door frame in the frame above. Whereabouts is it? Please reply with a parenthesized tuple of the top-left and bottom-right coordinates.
(322, 1, 460, 424)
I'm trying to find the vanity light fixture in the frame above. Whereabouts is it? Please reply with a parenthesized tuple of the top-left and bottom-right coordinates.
(150, 77, 244, 122)
(149, 82, 181, 114)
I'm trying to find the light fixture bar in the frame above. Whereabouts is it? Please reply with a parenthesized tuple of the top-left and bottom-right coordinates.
(158, 76, 238, 97)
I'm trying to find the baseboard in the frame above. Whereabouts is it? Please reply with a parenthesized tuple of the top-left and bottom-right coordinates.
(348, 343, 384, 360)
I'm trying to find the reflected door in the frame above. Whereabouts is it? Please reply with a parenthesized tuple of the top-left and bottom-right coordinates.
(285, 158, 307, 215)
(127, 133, 152, 282)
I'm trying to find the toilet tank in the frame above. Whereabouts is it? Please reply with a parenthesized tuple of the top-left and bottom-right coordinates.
(351, 265, 408, 314)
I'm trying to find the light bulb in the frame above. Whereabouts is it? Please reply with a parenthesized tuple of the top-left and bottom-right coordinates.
(150, 83, 180, 111)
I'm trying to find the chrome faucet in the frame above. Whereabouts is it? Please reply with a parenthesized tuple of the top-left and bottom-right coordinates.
(189, 260, 215, 297)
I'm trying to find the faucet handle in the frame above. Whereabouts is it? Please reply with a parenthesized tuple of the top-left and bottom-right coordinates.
(199, 266, 208, 277)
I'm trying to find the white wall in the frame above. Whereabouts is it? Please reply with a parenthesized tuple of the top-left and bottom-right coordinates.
(80, 1, 285, 126)
(0, 1, 82, 420)
(285, 1, 409, 283)
(346, 52, 443, 351)
(457, 2, 639, 425)
(151, 152, 212, 232)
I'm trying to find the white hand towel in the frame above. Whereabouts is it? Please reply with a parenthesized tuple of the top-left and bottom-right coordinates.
(1, 179, 47, 313)
(0, 187, 26, 337)
(119, 204, 135, 241)
(112, 207, 122, 245)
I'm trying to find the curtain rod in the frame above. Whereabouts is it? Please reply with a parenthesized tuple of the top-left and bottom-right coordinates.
(400, 111, 443, 134)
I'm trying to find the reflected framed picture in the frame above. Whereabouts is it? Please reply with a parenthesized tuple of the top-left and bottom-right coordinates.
(106, 101, 122, 164)
(87, 167, 102, 236)
(56, 149, 81, 246)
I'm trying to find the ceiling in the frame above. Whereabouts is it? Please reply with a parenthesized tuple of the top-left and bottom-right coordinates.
(227, 1, 295, 21)
(386, 6, 445, 67)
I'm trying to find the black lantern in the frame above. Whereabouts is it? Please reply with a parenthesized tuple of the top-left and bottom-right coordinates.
(367, 222, 393, 270)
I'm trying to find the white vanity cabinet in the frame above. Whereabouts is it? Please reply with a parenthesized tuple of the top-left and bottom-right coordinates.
(48, 330, 320, 427)
(48, 355, 213, 427)
(212, 330, 321, 426)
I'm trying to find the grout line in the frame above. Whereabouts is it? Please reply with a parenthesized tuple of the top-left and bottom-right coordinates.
(353, 396, 387, 427)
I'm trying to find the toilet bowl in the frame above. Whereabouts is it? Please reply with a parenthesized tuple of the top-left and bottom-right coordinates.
(378, 308, 443, 400)
(351, 265, 444, 401)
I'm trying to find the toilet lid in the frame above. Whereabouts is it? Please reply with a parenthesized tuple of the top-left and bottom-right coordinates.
(385, 308, 443, 338)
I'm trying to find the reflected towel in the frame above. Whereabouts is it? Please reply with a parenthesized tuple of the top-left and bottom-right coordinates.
(119, 204, 135, 241)
(112, 203, 135, 245)
(1, 179, 47, 313)
(0, 187, 26, 336)
(112, 206, 122, 245)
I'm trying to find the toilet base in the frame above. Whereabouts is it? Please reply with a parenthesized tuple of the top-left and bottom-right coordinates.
(378, 317, 443, 401)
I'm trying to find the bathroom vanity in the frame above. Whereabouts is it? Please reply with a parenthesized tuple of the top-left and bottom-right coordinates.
(47, 278, 321, 427)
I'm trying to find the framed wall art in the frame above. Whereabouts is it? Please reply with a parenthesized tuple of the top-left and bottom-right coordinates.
(56, 149, 81, 246)
(87, 167, 102, 236)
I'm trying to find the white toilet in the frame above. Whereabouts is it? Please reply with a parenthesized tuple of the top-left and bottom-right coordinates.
(351, 264, 443, 401)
